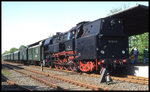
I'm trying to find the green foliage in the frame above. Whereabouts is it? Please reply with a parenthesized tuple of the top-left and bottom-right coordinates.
(2, 50, 9, 55)
(9, 47, 18, 53)
(107, 3, 130, 15)
(108, 8, 122, 15)
(129, 32, 149, 55)
(19, 45, 26, 50)
(2, 48, 18, 59)
(2, 69, 11, 75)
(2, 51, 8, 60)
(2, 47, 18, 60)
(129, 32, 149, 63)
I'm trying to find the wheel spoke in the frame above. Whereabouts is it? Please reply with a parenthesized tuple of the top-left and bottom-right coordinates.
(59, 65, 63, 70)
(55, 65, 58, 69)
(64, 66, 69, 71)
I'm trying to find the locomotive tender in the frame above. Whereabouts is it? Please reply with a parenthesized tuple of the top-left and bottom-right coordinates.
(3, 4, 148, 75)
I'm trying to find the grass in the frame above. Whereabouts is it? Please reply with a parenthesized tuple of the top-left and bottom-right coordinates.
(2, 68, 11, 75)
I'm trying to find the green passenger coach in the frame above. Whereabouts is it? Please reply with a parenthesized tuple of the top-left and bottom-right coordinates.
(28, 41, 44, 65)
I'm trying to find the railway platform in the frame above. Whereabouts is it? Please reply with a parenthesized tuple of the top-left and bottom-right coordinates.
(130, 64, 149, 78)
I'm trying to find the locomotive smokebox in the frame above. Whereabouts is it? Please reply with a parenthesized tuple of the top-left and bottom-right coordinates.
(97, 18, 129, 60)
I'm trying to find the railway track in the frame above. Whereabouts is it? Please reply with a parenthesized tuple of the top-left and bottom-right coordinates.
(48, 66, 149, 85)
(3, 61, 148, 86)
(2, 75, 33, 91)
(31, 64, 149, 85)
(2, 63, 106, 91)
(2, 64, 64, 91)
(59, 69, 149, 85)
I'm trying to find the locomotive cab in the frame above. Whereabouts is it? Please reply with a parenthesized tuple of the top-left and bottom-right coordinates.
(64, 29, 76, 51)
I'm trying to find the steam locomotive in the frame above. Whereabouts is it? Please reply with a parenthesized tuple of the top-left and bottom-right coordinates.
(3, 17, 129, 74)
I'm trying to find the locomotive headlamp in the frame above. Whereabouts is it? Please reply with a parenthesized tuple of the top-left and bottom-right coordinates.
(100, 50, 105, 54)
(122, 50, 125, 54)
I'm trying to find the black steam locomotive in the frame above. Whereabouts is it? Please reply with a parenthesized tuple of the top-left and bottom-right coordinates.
(43, 17, 129, 74)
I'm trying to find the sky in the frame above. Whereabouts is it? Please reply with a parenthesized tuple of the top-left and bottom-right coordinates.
(2, 1, 149, 54)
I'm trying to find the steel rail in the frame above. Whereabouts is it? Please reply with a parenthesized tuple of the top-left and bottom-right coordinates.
(2, 76, 33, 91)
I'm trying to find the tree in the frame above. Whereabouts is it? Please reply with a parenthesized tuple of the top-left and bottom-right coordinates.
(107, 3, 130, 15)
(129, 32, 149, 54)
(108, 8, 122, 15)
(9, 48, 18, 53)
(2, 50, 9, 55)
(19, 45, 26, 50)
